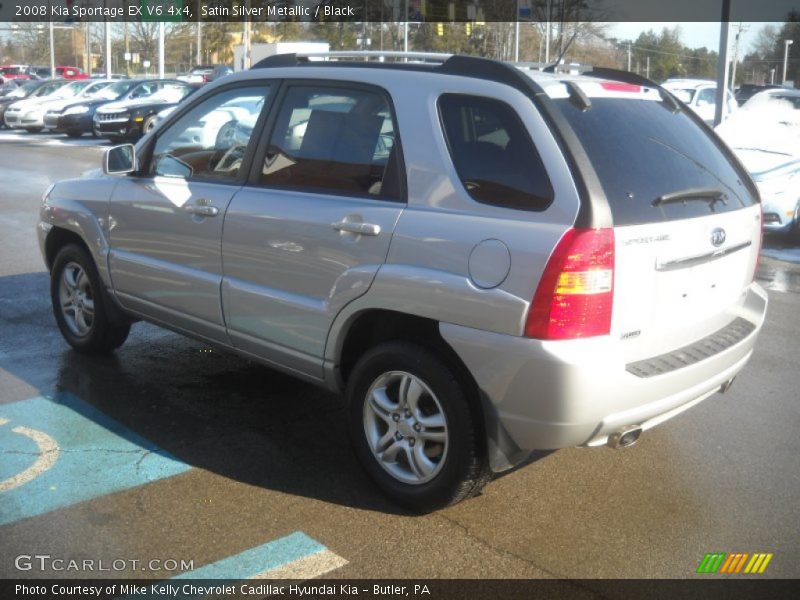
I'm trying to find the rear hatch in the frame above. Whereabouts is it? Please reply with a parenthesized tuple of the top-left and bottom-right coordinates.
(552, 81, 761, 362)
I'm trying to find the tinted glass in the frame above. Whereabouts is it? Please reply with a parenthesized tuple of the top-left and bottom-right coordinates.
(150, 85, 269, 181)
(261, 85, 402, 200)
(555, 97, 756, 226)
(438, 94, 553, 211)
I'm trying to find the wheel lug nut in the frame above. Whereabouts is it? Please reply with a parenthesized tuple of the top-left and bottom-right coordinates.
(413, 423, 421, 432)
(394, 431, 403, 440)
(409, 438, 415, 446)
(404, 410, 411, 418)
(392, 413, 400, 422)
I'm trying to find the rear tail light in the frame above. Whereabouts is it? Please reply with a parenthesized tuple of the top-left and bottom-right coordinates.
(524, 228, 615, 340)
(202, 75, 210, 83)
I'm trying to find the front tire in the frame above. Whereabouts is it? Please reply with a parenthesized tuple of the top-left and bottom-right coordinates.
(347, 341, 490, 512)
(50, 244, 130, 354)
(66, 129, 83, 138)
(143, 115, 157, 135)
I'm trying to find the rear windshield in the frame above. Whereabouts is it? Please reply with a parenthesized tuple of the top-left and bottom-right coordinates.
(555, 97, 757, 226)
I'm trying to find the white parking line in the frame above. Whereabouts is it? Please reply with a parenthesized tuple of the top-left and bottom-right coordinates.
(254, 549, 349, 579)
(0, 418, 60, 493)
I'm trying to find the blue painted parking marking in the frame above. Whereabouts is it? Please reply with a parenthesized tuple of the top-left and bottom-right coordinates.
(0, 392, 190, 525)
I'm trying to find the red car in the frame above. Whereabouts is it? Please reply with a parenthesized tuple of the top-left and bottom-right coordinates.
(0, 65, 33, 83)
(55, 66, 88, 79)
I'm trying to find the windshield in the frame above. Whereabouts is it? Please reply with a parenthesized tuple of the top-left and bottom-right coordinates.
(7, 81, 38, 97)
(54, 81, 91, 98)
(94, 80, 135, 100)
(35, 82, 66, 97)
(0, 67, 24, 75)
(555, 97, 756, 226)
(83, 81, 113, 97)
(147, 85, 191, 103)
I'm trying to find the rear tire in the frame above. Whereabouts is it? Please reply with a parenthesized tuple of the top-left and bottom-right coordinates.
(346, 341, 490, 512)
(25, 127, 42, 133)
(66, 130, 83, 138)
(50, 244, 130, 354)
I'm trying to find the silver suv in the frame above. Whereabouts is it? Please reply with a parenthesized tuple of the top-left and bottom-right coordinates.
(38, 54, 767, 511)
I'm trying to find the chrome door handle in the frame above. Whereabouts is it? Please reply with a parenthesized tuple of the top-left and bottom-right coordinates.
(185, 204, 219, 217)
(331, 220, 381, 236)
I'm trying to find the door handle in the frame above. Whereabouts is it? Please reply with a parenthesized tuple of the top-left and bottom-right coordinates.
(331, 220, 381, 236)
(185, 204, 219, 217)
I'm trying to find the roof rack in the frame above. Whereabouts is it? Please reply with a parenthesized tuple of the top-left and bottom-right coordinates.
(251, 51, 453, 69)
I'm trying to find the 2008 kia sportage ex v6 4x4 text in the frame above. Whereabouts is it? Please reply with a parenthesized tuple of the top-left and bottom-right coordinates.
(38, 53, 767, 512)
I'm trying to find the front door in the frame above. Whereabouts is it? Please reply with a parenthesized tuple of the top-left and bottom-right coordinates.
(108, 83, 273, 343)
(221, 82, 405, 377)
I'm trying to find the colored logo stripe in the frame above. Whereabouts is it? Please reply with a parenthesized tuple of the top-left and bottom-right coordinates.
(744, 553, 774, 574)
(697, 553, 726, 573)
(697, 552, 773, 574)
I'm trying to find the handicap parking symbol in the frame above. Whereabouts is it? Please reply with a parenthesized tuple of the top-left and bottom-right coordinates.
(0, 392, 190, 526)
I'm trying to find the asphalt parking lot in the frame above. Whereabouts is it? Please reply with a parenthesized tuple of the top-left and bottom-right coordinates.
(1, 128, 799, 585)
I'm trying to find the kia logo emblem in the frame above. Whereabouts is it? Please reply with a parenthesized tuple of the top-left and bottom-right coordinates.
(710, 228, 726, 247)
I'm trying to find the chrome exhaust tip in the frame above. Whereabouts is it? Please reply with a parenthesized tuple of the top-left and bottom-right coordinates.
(608, 427, 642, 449)
(720, 377, 736, 394)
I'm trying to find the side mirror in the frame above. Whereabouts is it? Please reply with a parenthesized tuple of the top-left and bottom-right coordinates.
(104, 144, 136, 175)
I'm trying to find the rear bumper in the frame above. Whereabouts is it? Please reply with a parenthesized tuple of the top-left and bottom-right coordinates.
(441, 283, 768, 463)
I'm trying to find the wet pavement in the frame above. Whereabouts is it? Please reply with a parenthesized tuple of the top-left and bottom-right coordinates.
(1, 130, 799, 582)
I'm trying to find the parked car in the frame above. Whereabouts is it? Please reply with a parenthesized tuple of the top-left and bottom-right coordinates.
(5, 79, 96, 132)
(93, 81, 198, 141)
(0, 65, 33, 83)
(0, 80, 21, 96)
(90, 73, 129, 80)
(177, 64, 216, 83)
(41, 80, 116, 132)
(54, 66, 89, 80)
(39, 54, 767, 511)
(663, 78, 738, 123)
(44, 79, 148, 138)
(0, 79, 69, 127)
(735, 83, 781, 106)
(717, 88, 800, 236)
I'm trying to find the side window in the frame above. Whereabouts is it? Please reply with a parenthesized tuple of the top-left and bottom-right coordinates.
(438, 94, 554, 211)
(260, 85, 402, 200)
(149, 85, 270, 181)
(697, 88, 716, 106)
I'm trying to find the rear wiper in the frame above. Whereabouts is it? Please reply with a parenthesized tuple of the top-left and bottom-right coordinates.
(652, 187, 728, 208)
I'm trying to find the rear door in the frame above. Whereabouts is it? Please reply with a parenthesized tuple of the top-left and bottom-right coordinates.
(108, 83, 273, 343)
(554, 84, 761, 362)
(220, 81, 405, 377)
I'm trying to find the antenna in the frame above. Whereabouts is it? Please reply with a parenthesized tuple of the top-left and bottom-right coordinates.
(543, 27, 580, 73)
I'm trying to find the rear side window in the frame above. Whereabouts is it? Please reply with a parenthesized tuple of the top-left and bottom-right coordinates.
(555, 97, 756, 226)
(438, 94, 553, 211)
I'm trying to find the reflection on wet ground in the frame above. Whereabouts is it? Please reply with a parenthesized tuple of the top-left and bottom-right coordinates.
(757, 235, 800, 293)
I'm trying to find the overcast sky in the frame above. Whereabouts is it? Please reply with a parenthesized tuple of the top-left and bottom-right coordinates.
(607, 22, 781, 53)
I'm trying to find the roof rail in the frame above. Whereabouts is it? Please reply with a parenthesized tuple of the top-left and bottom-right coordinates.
(251, 51, 452, 69)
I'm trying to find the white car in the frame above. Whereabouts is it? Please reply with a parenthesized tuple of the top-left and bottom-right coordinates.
(716, 88, 800, 236)
(4, 80, 98, 132)
(663, 79, 738, 124)
(41, 80, 115, 130)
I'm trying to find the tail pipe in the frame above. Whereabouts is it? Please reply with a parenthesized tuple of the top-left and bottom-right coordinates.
(608, 426, 642, 449)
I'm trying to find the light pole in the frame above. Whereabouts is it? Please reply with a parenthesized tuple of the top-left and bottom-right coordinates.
(783, 39, 794, 85)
